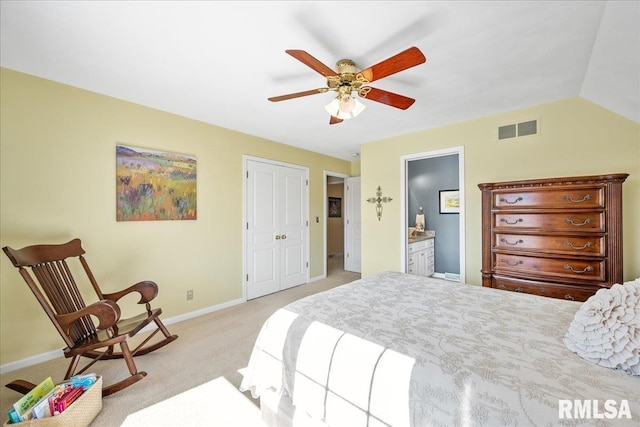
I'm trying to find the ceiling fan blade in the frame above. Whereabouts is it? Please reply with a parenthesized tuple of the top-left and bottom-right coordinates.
(286, 50, 338, 77)
(358, 46, 426, 83)
(268, 88, 329, 102)
(329, 116, 343, 125)
(359, 87, 416, 110)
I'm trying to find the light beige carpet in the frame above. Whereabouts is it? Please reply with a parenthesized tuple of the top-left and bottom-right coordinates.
(0, 256, 359, 426)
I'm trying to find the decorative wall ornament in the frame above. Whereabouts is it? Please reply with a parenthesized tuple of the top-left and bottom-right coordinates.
(366, 186, 392, 221)
(116, 144, 197, 221)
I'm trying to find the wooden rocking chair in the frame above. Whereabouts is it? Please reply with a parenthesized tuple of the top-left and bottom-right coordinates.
(2, 238, 178, 396)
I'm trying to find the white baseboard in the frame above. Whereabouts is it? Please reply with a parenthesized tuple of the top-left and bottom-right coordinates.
(158, 297, 245, 328)
(433, 272, 461, 282)
(0, 349, 64, 375)
(444, 272, 461, 282)
(0, 297, 246, 375)
(309, 274, 325, 283)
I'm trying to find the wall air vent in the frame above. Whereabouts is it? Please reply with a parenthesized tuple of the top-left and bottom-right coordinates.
(498, 118, 540, 141)
(498, 124, 517, 140)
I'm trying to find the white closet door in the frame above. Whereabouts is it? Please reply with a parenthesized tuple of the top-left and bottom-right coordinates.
(344, 176, 361, 273)
(279, 167, 307, 290)
(246, 161, 280, 299)
(246, 159, 308, 299)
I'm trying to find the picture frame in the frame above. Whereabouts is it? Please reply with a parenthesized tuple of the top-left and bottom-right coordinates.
(116, 144, 197, 221)
(439, 190, 460, 214)
(328, 197, 342, 218)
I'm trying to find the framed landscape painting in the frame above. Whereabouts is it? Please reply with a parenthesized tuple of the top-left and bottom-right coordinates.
(439, 189, 460, 214)
(116, 145, 197, 221)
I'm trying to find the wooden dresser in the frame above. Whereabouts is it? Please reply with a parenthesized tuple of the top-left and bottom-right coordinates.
(478, 173, 628, 301)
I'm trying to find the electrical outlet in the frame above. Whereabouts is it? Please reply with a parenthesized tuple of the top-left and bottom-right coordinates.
(186, 290, 193, 300)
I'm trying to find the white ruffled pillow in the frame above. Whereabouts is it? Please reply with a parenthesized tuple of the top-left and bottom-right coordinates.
(564, 278, 640, 375)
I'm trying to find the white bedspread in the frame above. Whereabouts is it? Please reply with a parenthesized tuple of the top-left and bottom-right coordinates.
(240, 272, 639, 426)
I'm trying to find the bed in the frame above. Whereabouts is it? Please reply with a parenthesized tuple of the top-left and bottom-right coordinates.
(240, 271, 639, 426)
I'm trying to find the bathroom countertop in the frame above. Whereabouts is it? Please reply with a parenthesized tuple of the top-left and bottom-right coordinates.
(408, 230, 435, 244)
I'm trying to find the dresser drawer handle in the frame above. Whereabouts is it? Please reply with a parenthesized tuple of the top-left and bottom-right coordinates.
(514, 287, 524, 293)
(563, 241, 594, 250)
(500, 218, 523, 225)
(497, 284, 508, 290)
(499, 196, 523, 204)
(563, 264, 594, 274)
(564, 294, 575, 301)
(563, 194, 593, 203)
(500, 238, 524, 246)
(565, 218, 592, 227)
(501, 259, 523, 266)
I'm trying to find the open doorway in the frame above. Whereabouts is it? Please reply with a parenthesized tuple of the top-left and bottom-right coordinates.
(400, 146, 466, 283)
(327, 175, 344, 276)
(324, 171, 348, 278)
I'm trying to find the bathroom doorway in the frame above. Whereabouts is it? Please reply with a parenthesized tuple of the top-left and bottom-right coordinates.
(400, 146, 466, 283)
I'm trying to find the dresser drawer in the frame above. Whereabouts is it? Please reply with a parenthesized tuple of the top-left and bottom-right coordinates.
(493, 253, 605, 282)
(493, 186, 604, 209)
(493, 212, 604, 231)
(493, 233, 605, 256)
(491, 276, 602, 302)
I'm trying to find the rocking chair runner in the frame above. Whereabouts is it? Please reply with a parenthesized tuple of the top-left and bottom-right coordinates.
(2, 238, 178, 396)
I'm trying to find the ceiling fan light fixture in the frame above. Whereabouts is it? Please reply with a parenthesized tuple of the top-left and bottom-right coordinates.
(350, 98, 366, 117)
(325, 95, 366, 120)
(340, 95, 356, 113)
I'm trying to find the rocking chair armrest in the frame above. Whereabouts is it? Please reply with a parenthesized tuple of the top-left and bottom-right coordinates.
(56, 300, 121, 334)
(102, 280, 159, 304)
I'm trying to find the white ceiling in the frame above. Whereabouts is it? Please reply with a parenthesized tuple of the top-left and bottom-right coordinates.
(1, 1, 638, 161)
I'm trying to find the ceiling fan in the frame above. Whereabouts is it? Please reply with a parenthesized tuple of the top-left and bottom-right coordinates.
(268, 47, 426, 124)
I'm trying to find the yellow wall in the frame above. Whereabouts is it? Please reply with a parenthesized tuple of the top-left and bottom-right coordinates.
(0, 68, 352, 364)
(2, 68, 638, 367)
(361, 97, 640, 283)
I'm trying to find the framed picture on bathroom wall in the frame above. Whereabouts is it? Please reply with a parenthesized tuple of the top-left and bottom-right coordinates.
(439, 190, 459, 214)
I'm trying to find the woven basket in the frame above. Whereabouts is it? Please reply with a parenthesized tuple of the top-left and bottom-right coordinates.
(4, 376, 102, 427)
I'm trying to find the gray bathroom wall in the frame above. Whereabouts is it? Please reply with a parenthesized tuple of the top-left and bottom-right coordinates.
(407, 154, 460, 275)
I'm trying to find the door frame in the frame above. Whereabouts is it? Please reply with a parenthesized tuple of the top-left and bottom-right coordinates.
(399, 146, 466, 283)
(320, 170, 349, 280)
(243, 155, 310, 301)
